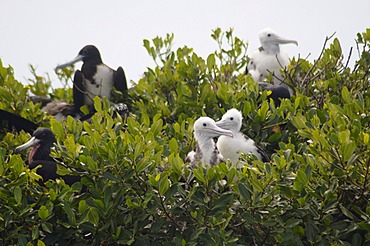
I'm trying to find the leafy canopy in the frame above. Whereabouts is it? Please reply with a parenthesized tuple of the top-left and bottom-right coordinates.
(0, 28, 369, 245)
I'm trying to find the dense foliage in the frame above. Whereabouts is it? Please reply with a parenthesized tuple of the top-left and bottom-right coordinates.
(0, 28, 369, 245)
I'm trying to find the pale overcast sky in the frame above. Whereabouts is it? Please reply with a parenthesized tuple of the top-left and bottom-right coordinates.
(1, 1, 369, 88)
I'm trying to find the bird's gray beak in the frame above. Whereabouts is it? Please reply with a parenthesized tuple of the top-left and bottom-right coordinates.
(215, 119, 229, 130)
(14, 137, 40, 153)
(55, 54, 84, 70)
(210, 125, 234, 138)
(275, 36, 298, 46)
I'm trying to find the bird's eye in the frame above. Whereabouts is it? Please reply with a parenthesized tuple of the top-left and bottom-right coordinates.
(230, 117, 233, 121)
(267, 33, 271, 37)
(203, 123, 207, 127)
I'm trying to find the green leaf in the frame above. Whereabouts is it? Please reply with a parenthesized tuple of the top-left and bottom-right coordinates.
(63, 201, 76, 226)
(213, 193, 233, 209)
(14, 186, 22, 204)
(93, 96, 102, 112)
(285, 219, 301, 228)
(173, 122, 181, 133)
(193, 167, 206, 183)
(51, 120, 64, 140)
(341, 141, 356, 163)
(169, 138, 178, 153)
(238, 183, 250, 201)
(250, 178, 263, 192)
(87, 207, 100, 226)
(9, 155, 24, 176)
(159, 175, 170, 195)
(78, 200, 86, 214)
(134, 142, 143, 160)
(296, 169, 308, 185)
(341, 86, 351, 103)
(56, 164, 72, 176)
(38, 206, 48, 220)
(207, 54, 216, 71)
(150, 118, 163, 136)
(103, 171, 120, 182)
(351, 233, 362, 246)
(339, 204, 357, 220)
(37, 240, 46, 246)
(41, 222, 53, 233)
(291, 113, 307, 129)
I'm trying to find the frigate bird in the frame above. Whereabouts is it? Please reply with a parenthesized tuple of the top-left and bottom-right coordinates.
(55, 45, 128, 112)
(41, 101, 82, 121)
(14, 128, 84, 188)
(187, 117, 234, 167)
(0, 109, 38, 134)
(216, 108, 269, 167)
(28, 96, 82, 121)
(247, 28, 298, 96)
(29, 95, 129, 122)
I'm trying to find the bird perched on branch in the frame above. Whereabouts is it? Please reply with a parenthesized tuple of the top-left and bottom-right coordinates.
(187, 117, 234, 167)
(14, 128, 85, 189)
(55, 45, 129, 112)
(29, 95, 129, 122)
(216, 108, 269, 167)
(246, 28, 298, 104)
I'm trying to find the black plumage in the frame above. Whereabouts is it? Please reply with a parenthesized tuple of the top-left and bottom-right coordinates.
(14, 128, 84, 188)
(0, 109, 38, 134)
(55, 45, 129, 112)
(245, 67, 291, 106)
(258, 82, 291, 106)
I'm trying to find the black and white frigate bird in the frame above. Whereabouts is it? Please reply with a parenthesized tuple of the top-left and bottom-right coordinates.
(186, 117, 234, 168)
(216, 108, 270, 167)
(55, 45, 128, 113)
(14, 128, 84, 189)
(246, 28, 298, 104)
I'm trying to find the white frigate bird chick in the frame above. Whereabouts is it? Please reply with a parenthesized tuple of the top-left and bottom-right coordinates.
(187, 117, 234, 167)
(247, 28, 298, 95)
(216, 108, 269, 166)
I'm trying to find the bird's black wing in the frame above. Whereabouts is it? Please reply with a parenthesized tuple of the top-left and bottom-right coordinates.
(259, 82, 291, 106)
(0, 109, 38, 134)
(73, 70, 86, 112)
(255, 144, 270, 162)
(29, 160, 58, 182)
(114, 67, 128, 93)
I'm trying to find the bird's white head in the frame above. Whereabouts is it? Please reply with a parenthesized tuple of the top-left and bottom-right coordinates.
(194, 117, 234, 141)
(258, 28, 298, 52)
(216, 108, 243, 132)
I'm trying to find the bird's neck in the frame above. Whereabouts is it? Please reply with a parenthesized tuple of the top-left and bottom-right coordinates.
(197, 136, 216, 166)
(262, 44, 280, 55)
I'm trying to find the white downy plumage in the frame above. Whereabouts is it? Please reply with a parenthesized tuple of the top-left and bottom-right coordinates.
(216, 108, 269, 167)
(187, 117, 233, 167)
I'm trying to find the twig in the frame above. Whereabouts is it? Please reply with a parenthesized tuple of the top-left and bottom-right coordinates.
(302, 33, 336, 86)
(344, 47, 353, 69)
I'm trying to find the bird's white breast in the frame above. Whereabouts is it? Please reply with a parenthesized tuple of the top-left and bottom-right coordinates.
(84, 65, 114, 105)
(250, 50, 290, 86)
(217, 132, 261, 166)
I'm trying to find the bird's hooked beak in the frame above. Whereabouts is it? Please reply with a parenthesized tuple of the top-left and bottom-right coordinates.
(215, 119, 231, 130)
(14, 137, 40, 153)
(209, 124, 234, 138)
(274, 36, 298, 46)
(55, 54, 84, 70)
